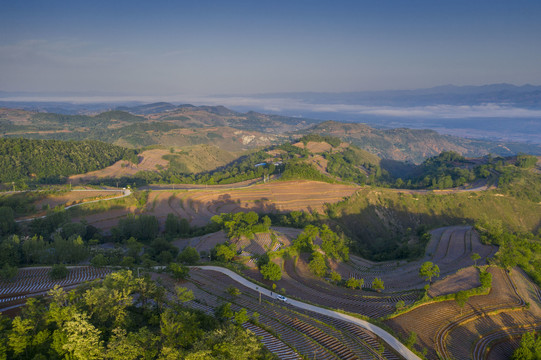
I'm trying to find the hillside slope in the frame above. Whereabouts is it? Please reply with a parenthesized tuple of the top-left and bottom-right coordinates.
(301, 121, 541, 163)
(0, 138, 137, 184)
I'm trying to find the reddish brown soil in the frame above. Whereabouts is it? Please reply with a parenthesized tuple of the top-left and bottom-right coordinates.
(293, 141, 333, 153)
(139, 180, 359, 228)
(428, 266, 481, 297)
(70, 148, 171, 183)
(385, 267, 525, 359)
(34, 190, 121, 209)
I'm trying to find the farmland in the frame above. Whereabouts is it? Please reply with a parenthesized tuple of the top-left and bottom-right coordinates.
(69, 148, 172, 183)
(67, 180, 360, 232)
(178, 267, 404, 360)
(1, 126, 540, 359)
(0, 266, 111, 315)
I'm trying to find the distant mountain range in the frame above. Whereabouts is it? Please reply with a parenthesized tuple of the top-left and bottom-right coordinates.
(1, 83, 540, 144)
(250, 83, 541, 107)
(1, 105, 540, 163)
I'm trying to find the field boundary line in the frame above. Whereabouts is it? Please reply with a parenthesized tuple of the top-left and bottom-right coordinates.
(195, 265, 421, 360)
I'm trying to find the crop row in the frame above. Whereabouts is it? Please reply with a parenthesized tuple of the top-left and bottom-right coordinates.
(189, 269, 396, 359)
(0, 267, 111, 297)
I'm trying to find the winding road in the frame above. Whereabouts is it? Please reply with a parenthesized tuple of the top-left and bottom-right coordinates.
(196, 265, 421, 360)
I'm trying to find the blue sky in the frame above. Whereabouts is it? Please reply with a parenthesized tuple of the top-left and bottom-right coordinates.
(1, 0, 540, 95)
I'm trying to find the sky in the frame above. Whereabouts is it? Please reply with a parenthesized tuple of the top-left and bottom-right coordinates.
(1, 0, 541, 96)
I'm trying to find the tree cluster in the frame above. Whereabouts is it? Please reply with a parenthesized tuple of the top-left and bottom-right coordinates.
(0, 138, 137, 184)
(0, 270, 273, 359)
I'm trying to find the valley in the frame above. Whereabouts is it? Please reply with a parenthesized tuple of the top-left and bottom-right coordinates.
(0, 105, 540, 359)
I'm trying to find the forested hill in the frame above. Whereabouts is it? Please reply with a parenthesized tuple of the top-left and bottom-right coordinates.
(0, 138, 137, 184)
(300, 121, 541, 163)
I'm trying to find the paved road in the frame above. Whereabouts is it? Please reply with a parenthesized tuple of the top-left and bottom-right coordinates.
(196, 266, 421, 360)
(141, 176, 279, 191)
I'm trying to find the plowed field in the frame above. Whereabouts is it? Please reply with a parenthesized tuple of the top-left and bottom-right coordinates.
(70, 148, 171, 183)
(142, 180, 360, 228)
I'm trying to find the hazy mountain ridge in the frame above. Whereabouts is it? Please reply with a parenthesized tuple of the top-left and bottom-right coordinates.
(253, 83, 541, 107)
(1, 104, 540, 163)
(300, 120, 541, 163)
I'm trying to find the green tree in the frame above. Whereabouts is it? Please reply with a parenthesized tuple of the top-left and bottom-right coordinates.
(214, 243, 236, 262)
(260, 262, 282, 281)
(513, 332, 541, 360)
(455, 290, 470, 314)
(214, 303, 234, 322)
(372, 277, 384, 292)
(419, 261, 440, 284)
(0, 206, 16, 236)
(346, 277, 363, 289)
(256, 253, 270, 269)
(227, 286, 241, 296)
(0, 264, 18, 281)
(168, 263, 189, 280)
(293, 225, 319, 252)
(405, 331, 417, 348)
(160, 308, 203, 349)
(320, 225, 349, 261)
(175, 286, 195, 303)
(233, 308, 249, 325)
(62, 312, 104, 360)
(125, 237, 142, 259)
(308, 252, 328, 277)
(50, 264, 69, 280)
(178, 246, 200, 265)
(106, 328, 144, 360)
(191, 323, 264, 360)
(8, 316, 33, 357)
(479, 270, 493, 289)
(165, 213, 180, 236)
(471, 252, 481, 267)
(91, 254, 108, 267)
(330, 270, 342, 283)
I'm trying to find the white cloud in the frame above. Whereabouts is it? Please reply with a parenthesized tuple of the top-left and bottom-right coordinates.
(1, 91, 541, 121)
(185, 96, 541, 119)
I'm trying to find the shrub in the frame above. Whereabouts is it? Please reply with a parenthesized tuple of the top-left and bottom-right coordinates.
(50, 264, 69, 280)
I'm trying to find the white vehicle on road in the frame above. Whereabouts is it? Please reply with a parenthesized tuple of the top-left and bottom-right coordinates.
(277, 295, 288, 302)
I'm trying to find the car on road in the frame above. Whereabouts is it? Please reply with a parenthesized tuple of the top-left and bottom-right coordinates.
(277, 295, 288, 302)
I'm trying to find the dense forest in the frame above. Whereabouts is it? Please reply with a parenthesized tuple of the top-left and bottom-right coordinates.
(0, 270, 275, 359)
(0, 138, 137, 185)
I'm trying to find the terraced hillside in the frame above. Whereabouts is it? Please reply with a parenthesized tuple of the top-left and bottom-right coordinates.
(173, 268, 402, 360)
(75, 180, 359, 232)
(0, 266, 111, 315)
(384, 266, 541, 359)
(142, 181, 359, 227)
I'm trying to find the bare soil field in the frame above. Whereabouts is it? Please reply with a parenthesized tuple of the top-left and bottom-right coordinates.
(172, 227, 298, 256)
(139, 180, 359, 228)
(293, 141, 333, 153)
(428, 266, 480, 297)
(385, 267, 530, 359)
(34, 190, 122, 209)
(466, 268, 541, 360)
(329, 226, 497, 292)
(0, 108, 33, 125)
(13, 190, 125, 221)
(306, 154, 330, 176)
(70, 148, 171, 183)
(172, 230, 228, 253)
